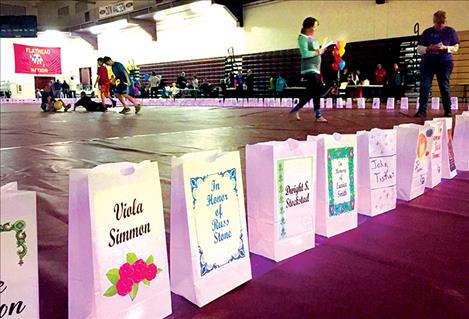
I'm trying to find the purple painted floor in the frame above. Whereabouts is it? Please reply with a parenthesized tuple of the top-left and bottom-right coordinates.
(1, 103, 468, 318)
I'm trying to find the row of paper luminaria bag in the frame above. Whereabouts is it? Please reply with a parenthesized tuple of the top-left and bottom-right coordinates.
(1, 112, 468, 318)
(1, 96, 465, 111)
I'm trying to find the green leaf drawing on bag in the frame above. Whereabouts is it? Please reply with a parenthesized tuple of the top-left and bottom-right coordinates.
(103, 285, 117, 297)
(126, 252, 138, 265)
(106, 268, 120, 285)
(146, 255, 154, 265)
(129, 283, 138, 301)
(143, 279, 150, 286)
(0, 220, 27, 265)
(157, 268, 163, 274)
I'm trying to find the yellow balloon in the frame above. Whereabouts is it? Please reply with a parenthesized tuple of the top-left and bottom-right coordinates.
(338, 47, 346, 57)
(341, 40, 347, 48)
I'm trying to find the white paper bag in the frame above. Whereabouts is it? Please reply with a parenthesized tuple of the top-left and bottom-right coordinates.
(423, 120, 444, 188)
(386, 97, 395, 110)
(336, 98, 344, 109)
(0, 182, 39, 319)
(281, 98, 293, 108)
(395, 124, 429, 201)
(372, 97, 380, 109)
(451, 97, 458, 110)
(346, 98, 353, 109)
(170, 151, 252, 307)
(357, 98, 366, 109)
(453, 112, 469, 170)
(307, 133, 358, 237)
(68, 161, 171, 319)
(292, 98, 299, 108)
(246, 139, 316, 262)
(357, 129, 397, 216)
(263, 98, 273, 107)
(431, 97, 440, 110)
(319, 98, 325, 109)
(273, 98, 280, 108)
(400, 97, 409, 110)
(433, 117, 457, 179)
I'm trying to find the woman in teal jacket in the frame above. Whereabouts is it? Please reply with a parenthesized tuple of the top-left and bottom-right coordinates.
(290, 17, 327, 122)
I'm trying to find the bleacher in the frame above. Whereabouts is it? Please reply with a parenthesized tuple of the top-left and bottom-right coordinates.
(139, 56, 225, 88)
(138, 31, 467, 100)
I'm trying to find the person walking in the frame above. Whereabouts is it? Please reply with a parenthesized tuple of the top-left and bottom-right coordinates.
(290, 17, 327, 122)
(94, 57, 117, 107)
(414, 10, 459, 118)
(102, 56, 141, 114)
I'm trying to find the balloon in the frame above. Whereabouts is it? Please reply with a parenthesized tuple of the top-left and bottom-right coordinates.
(338, 47, 345, 57)
(339, 60, 346, 70)
(54, 100, 64, 110)
(333, 47, 339, 57)
(143, 74, 150, 81)
(336, 40, 342, 49)
(341, 40, 346, 48)
(332, 62, 340, 71)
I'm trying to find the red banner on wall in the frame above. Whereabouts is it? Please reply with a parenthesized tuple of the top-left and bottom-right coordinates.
(14, 44, 62, 75)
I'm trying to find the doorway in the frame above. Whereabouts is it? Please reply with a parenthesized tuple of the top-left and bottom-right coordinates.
(79, 67, 92, 90)
(34, 76, 55, 91)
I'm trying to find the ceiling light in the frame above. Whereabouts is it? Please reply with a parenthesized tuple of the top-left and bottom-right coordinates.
(153, 11, 167, 21)
(89, 19, 129, 34)
(190, 0, 211, 13)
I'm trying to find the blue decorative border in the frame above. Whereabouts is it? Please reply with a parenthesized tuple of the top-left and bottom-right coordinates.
(190, 168, 246, 277)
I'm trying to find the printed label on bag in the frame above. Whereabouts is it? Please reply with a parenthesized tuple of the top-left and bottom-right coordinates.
(447, 129, 456, 172)
(1, 220, 29, 317)
(327, 147, 355, 216)
(276, 156, 314, 240)
(189, 168, 246, 277)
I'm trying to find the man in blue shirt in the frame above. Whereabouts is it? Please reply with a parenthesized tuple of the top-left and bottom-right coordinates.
(102, 56, 141, 114)
(414, 10, 459, 118)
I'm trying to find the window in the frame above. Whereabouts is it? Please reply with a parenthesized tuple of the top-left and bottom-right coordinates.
(84, 11, 90, 22)
(58, 6, 69, 17)
(0, 4, 26, 15)
(75, 1, 87, 13)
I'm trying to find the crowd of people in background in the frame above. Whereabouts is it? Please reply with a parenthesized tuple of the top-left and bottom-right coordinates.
(35, 9, 457, 120)
(338, 62, 405, 100)
(36, 60, 408, 113)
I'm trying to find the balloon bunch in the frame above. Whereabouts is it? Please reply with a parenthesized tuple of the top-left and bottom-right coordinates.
(332, 40, 347, 71)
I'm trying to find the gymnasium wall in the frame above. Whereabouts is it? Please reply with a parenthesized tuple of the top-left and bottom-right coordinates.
(431, 30, 469, 98)
(243, 0, 469, 53)
(0, 34, 96, 99)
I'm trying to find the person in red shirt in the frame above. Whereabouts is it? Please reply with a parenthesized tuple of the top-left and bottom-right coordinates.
(374, 64, 387, 84)
(94, 57, 116, 107)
